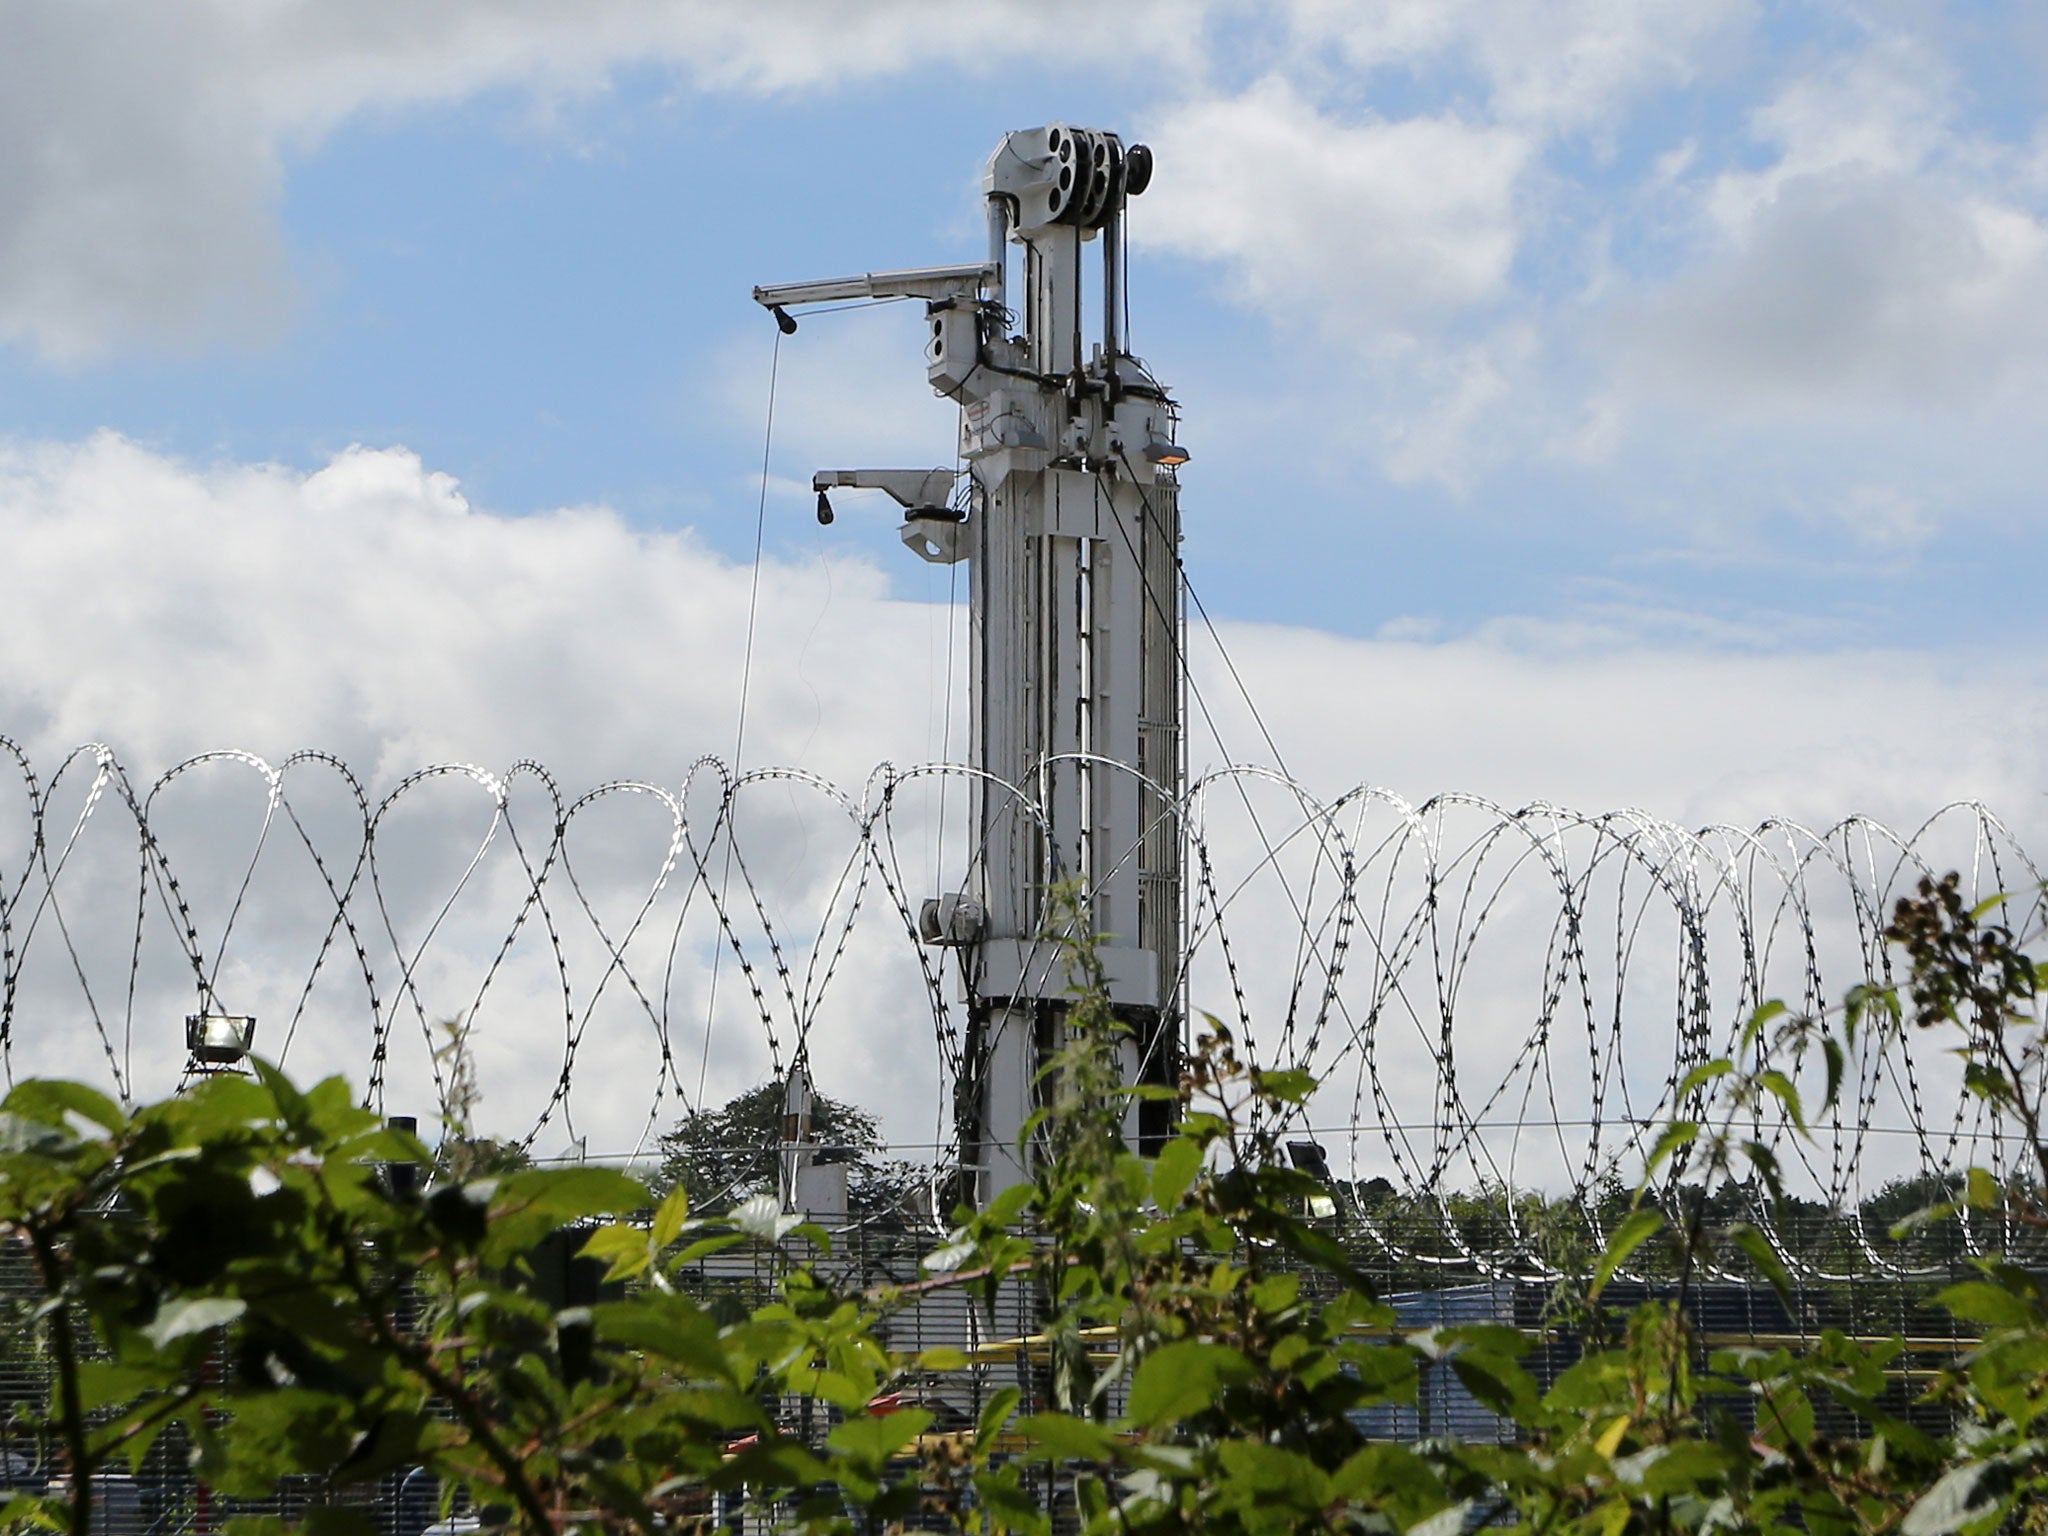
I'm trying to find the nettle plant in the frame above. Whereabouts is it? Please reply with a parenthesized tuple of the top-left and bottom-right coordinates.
(0, 873, 2044, 1536)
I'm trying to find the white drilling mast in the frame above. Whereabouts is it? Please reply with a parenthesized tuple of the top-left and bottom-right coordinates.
(755, 125, 1186, 1204)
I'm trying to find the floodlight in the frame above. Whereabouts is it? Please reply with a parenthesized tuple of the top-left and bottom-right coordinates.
(1285, 1140, 1332, 1180)
(186, 1013, 256, 1068)
(1143, 432, 1189, 467)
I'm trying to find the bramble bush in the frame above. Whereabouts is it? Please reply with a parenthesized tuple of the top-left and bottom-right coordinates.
(0, 872, 2045, 1535)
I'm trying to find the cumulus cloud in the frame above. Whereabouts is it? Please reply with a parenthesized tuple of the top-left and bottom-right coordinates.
(1141, 77, 1530, 338)
(0, 0, 1206, 361)
(1278, 0, 1751, 136)
(1202, 620, 2048, 836)
(0, 7, 293, 360)
(10, 433, 2025, 833)
(1622, 171, 2048, 411)
(708, 306, 959, 476)
(0, 0, 1737, 369)
(0, 432, 961, 779)
(1129, 11, 2048, 539)
(1617, 37, 2048, 411)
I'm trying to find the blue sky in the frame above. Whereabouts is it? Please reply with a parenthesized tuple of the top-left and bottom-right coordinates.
(6, 0, 2046, 657)
(5, 0, 2048, 825)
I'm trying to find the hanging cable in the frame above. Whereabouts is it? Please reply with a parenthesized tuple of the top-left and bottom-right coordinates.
(1103, 451, 1342, 1062)
(1185, 570, 1292, 782)
(734, 332, 782, 777)
(700, 327, 783, 1106)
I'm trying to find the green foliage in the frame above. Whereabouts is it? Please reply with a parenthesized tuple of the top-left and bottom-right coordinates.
(6, 873, 2048, 1535)
(653, 1076, 925, 1218)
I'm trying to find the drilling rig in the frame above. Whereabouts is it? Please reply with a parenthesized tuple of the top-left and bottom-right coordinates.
(755, 125, 1186, 1205)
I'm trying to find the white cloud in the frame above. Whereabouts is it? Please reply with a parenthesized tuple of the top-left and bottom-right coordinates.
(1205, 621, 2048, 837)
(1829, 483, 1932, 550)
(1140, 78, 1531, 337)
(1617, 37, 2048, 411)
(0, 432, 955, 780)
(1378, 330, 1532, 490)
(1280, 0, 1752, 137)
(1179, 612, 2048, 1198)
(1625, 171, 2048, 410)
(5, 433, 2044, 1185)
(0, 7, 293, 361)
(0, 0, 1208, 361)
(707, 308, 960, 477)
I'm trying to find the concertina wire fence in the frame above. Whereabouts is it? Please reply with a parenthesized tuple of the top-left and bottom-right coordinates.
(3, 735, 2046, 1290)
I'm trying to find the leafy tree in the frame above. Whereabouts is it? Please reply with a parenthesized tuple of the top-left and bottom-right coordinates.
(435, 1134, 533, 1183)
(653, 1077, 927, 1218)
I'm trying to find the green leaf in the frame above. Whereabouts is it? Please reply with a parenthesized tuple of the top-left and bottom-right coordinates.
(1215, 1442, 1328, 1507)
(1968, 891, 2013, 923)
(1727, 1222, 1794, 1303)
(1449, 1352, 1539, 1419)
(828, 1409, 932, 1467)
(652, 1182, 691, 1248)
(1676, 1060, 1733, 1101)
(1890, 1200, 1960, 1240)
(1126, 1340, 1255, 1427)
(1616, 1441, 1736, 1497)
(1017, 1412, 1120, 1461)
(731, 1192, 799, 1241)
(1820, 1037, 1845, 1113)
(727, 1437, 833, 1490)
(1593, 1208, 1663, 1297)
(144, 1296, 246, 1348)
(593, 1294, 733, 1381)
(76, 1361, 179, 1413)
(1251, 1068, 1316, 1104)
(497, 1165, 647, 1222)
(1964, 1061, 2013, 1106)
(1902, 1460, 2010, 1536)
(1740, 1139, 1784, 1201)
(1643, 1121, 1697, 1179)
(1965, 1166, 2001, 1209)
(669, 1232, 743, 1267)
(1742, 999, 1788, 1048)
(1755, 1069, 1807, 1133)
(983, 1181, 1036, 1226)
(1152, 1135, 1204, 1210)
(1329, 1443, 1440, 1504)
(578, 1224, 652, 1282)
(977, 1386, 1022, 1449)
(5, 1079, 127, 1133)
(971, 1466, 1051, 1536)
(1756, 1383, 1814, 1448)
(1938, 1281, 2039, 1328)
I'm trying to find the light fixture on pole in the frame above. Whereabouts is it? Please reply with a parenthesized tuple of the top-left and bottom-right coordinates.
(185, 1013, 256, 1073)
(1142, 430, 1189, 467)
